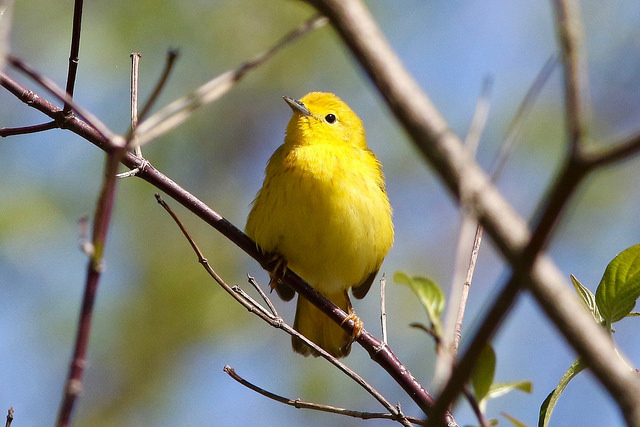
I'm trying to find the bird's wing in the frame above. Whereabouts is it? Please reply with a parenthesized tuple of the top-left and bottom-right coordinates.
(351, 269, 378, 300)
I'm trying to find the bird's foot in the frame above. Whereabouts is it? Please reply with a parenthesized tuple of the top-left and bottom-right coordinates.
(342, 307, 364, 340)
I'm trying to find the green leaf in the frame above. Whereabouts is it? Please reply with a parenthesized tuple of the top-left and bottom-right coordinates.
(570, 274, 602, 323)
(502, 412, 528, 427)
(487, 380, 533, 400)
(595, 244, 640, 324)
(538, 359, 586, 427)
(471, 344, 496, 403)
(394, 271, 445, 335)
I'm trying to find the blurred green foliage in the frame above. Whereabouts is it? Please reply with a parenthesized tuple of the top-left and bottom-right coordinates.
(2, 1, 640, 426)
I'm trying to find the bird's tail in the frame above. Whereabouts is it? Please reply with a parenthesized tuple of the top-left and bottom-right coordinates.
(292, 291, 353, 358)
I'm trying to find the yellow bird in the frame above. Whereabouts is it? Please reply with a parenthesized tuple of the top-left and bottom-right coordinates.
(246, 92, 393, 358)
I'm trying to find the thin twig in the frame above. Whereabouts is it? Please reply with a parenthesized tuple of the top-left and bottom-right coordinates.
(55, 148, 125, 427)
(63, 0, 83, 114)
(434, 78, 491, 392)
(582, 132, 640, 170)
(5, 407, 13, 427)
(452, 223, 483, 357)
(154, 194, 412, 427)
(247, 275, 278, 316)
(463, 76, 493, 155)
(551, 0, 586, 154)
(380, 274, 388, 345)
(489, 54, 558, 179)
(133, 14, 327, 146)
(130, 52, 142, 157)
(117, 52, 145, 179)
(136, 49, 180, 125)
(439, 57, 554, 387)
(6, 55, 123, 146)
(224, 366, 424, 425)
(231, 285, 283, 321)
(462, 387, 491, 427)
(0, 121, 57, 137)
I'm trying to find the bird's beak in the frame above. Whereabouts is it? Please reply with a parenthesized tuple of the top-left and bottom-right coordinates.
(283, 96, 311, 116)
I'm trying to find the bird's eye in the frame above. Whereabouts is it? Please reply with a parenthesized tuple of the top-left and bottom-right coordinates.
(325, 113, 336, 124)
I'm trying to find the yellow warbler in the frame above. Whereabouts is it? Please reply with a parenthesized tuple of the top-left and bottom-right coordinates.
(246, 92, 393, 358)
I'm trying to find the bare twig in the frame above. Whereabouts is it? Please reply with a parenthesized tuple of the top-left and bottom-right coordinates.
(117, 52, 144, 179)
(551, 0, 586, 154)
(247, 275, 278, 316)
(380, 274, 388, 345)
(63, 0, 83, 114)
(133, 14, 327, 147)
(5, 56, 123, 146)
(435, 78, 491, 390)
(154, 194, 412, 427)
(136, 49, 180, 125)
(0, 121, 57, 137)
(55, 148, 125, 427)
(462, 387, 491, 427)
(582, 132, 640, 170)
(130, 52, 142, 157)
(2, 0, 84, 136)
(463, 76, 493, 155)
(490, 54, 558, 179)
(5, 407, 13, 427)
(439, 56, 555, 389)
(224, 366, 424, 425)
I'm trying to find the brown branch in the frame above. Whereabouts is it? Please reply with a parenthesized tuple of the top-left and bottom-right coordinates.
(582, 132, 640, 170)
(224, 366, 424, 425)
(55, 149, 124, 427)
(6, 55, 123, 145)
(63, 0, 83, 114)
(462, 387, 491, 427)
(551, 0, 586, 154)
(5, 408, 13, 427)
(0, 121, 57, 137)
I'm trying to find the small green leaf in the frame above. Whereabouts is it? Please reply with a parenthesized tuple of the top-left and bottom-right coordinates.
(487, 380, 533, 400)
(570, 274, 602, 323)
(595, 244, 640, 324)
(538, 359, 586, 427)
(471, 344, 496, 403)
(394, 271, 445, 335)
(502, 412, 528, 427)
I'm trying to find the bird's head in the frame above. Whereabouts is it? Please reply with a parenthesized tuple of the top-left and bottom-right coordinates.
(283, 92, 367, 149)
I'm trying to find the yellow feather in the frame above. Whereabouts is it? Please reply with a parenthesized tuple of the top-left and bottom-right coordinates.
(246, 92, 393, 358)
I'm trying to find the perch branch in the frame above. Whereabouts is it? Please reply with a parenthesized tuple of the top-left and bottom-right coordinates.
(155, 195, 412, 427)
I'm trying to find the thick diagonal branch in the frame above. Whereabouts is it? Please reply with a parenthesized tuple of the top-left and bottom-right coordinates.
(304, 0, 640, 424)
